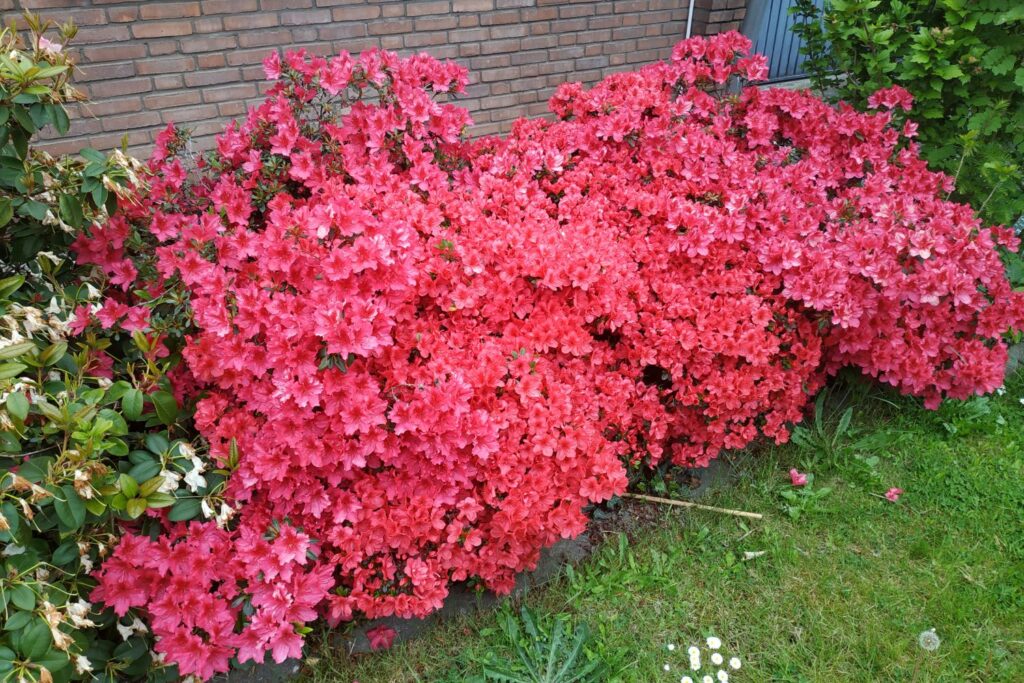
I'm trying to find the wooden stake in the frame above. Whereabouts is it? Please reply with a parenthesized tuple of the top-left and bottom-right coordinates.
(621, 492, 764, 520)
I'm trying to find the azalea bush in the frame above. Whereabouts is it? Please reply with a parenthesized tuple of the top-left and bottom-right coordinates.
(72, 32, 1024, 680)
(0, 17, 219, 683)
(791, 0, 1024, 228)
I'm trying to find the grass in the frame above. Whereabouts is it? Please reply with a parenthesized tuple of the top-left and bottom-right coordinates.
(302, 369, 1024, 682)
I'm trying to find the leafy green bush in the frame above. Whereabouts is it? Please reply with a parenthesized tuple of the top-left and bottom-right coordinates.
(791, 0, 1024, 227)
(0, 16, 209, 682)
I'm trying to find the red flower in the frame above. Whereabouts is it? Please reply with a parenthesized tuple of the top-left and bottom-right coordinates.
(366, 625, 397, 651)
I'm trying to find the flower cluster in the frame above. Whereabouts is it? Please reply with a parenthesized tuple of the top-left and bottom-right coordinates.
(81, 33, 1023, 679)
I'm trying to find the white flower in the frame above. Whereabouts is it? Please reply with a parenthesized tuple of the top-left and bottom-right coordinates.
(918, 629, 941, 652)
(178, 442, 197, 459)
(664, 664, 671, 672)
(1019, 398, 1024, 406)
(66, 599, 96, 628)
(682, 678, 693, 683)
(711, 652, 723, 665)
(183, 455, 207, 492)
(687, 646, 700, 657)
(157, 468, 182, 494)
(729, 657, 741, 670)
(717, 671, 729, 682)
(74, 655, 93, 675)
(667, 643, 676, 651)
(690, 651, 701, 671)
(117, 617, 149, 641)
(201, 499, 214, 519)
(703, 676, 713, 683)
(995, 386, 1005, 395)
(214, 503, 236, 529)
(707, 636, 722, 649)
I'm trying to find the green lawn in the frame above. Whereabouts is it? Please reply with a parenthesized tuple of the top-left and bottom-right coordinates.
(303, 370, 1024, 683)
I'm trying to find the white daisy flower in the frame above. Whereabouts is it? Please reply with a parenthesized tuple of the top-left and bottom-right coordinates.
(711, 652, 723, 665)
(717, 671, 729, 682)
(703, 676, 713, 683)
(729, 657, 742, 670)
(664, 664, 671, 672)
(707, 636, 722, 649)
(682, 678, 693, 683)
(667, 643, 676, 651)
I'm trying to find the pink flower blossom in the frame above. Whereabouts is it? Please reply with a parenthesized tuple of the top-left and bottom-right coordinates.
(366, 625, 397, 651)
(885, 487, 904, 502)
(789, 469, 808, 487)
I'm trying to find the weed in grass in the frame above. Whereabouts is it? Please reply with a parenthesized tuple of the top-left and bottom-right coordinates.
(473, 606, 606, 683)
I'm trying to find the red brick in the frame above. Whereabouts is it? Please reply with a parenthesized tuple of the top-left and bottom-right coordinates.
(136, 56, 195, 75)
(223, 14, 279, 30)
(79, 96, 142, 117)
(203, 83, 259, 103)
(202, 0, 258, 12)
(319, 23, 372, 40)
(180, 35, 238, 53)
(281, 9, 332, 25)
(74, 25, 132, 44)
(407, 1, 450, 16)
(77, 61, 135, 82)
(331, 5, 382, 20)
(106, 7, 139, 23)
(197, 53, 228, 69)
(261, 0, 312, 8)
(161, 104, 220, 123)
(100, 111, 163, 132)
(82, 44, 146, 63)
(238, 29, 293, 48)
(131, 21, 193, 38)
(144, 91, 203, 109)
(453, 0, 493, 10)
(414, 16, 457, 31)
(368, 19, 413, 35)
(139, 2, 200, 20)
(88, 78, 153, 98)
(183, 68, 242, 87)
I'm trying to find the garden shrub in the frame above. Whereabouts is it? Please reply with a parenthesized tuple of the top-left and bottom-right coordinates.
(0, 17, 215, 683)
(78, 33, 1024, 680)
(791, 0, 1024, 227)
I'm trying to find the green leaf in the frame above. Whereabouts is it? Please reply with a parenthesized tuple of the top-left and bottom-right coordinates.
(119, 473, 139, 499)
(79, 147, 106, 164)
(14, 617, 51, 659)
(0, 362, 27, 379)
(12, 105, 35, 133)
(125, 497, 147, 519)
(121, 388, 143, 421)
(150, 390, 178, 425)
(2, 610, 30, 631)
(0, 197, 12, 227)
(145, 432, 169, 454)
(57, 193, 83, 229)
(38, 341, 67, 367)
(5, 391, 29, 421)
(0, 274, 25, 298)
(167, 497, 201, 522)
(10, 583, 35, 611)
(935, 63, 964, 80)
(145, 492, 176, 508)
(54, 484, 86, 528)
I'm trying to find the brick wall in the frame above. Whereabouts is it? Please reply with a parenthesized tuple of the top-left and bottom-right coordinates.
(4, 0, 746, 156)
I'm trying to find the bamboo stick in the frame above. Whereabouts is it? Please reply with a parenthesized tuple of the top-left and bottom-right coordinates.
(621, 492, 764, 520)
